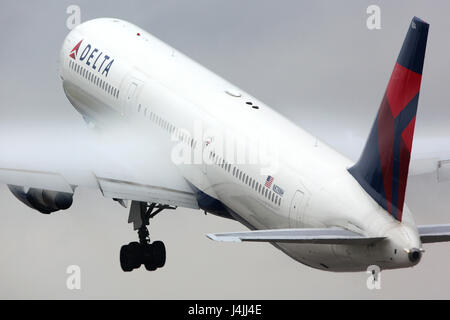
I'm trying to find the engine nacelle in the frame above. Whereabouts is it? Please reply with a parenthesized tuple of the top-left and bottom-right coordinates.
(8, 185, 73, 214)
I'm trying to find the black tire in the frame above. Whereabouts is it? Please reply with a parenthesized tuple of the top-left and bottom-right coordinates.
(143, 244, 158, 271)
(120, 244, 133, 272)
(152, 241, 166, 268)
(120, 242, 142, 272)
(128, 241, 143, 269)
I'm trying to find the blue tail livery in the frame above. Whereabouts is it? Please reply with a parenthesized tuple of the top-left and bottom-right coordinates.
(348, 17, 429, 221)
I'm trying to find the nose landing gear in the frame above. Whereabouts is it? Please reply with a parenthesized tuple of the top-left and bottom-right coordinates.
(120, 201, 175, 272)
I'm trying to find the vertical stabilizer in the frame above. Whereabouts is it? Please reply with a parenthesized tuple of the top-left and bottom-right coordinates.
(348, 17, 429, 221)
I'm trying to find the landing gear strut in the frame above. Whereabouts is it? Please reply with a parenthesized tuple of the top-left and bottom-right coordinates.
(120, 202, 175, 272)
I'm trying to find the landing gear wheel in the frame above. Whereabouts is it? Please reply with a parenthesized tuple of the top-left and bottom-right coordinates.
(120, 242, 142, 272)
(119, 202, 174, 272)
(128, 242, 143, 269)
(142, 241, 166, 271)
(152, 241, 166, 268)
(142, 244, 157, 271)
(120, 245, 133, 272)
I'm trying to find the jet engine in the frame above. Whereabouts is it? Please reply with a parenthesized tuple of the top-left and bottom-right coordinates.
(8, 185, 73, 214)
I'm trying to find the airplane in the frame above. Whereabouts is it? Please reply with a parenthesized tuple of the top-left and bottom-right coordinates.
(1, 16, 449, 273)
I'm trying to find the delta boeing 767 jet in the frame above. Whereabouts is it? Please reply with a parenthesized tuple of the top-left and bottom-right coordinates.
(1, 16, 449, 272)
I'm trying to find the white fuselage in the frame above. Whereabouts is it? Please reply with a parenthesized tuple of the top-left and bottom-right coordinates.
(59, 18, 422, 272)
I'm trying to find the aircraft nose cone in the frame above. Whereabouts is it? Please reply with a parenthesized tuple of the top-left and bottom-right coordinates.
(408, 248, 422, 264)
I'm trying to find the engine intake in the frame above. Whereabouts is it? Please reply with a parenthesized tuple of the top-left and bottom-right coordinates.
(8, 185, 73, 214)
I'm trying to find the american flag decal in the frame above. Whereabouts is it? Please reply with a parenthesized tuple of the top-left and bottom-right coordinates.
(265, 175, 274, 188)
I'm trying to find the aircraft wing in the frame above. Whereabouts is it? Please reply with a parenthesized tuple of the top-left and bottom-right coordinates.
(418, 224, 450, 243)
(0, 124, 199, 209)
(207, 228, 385, 244)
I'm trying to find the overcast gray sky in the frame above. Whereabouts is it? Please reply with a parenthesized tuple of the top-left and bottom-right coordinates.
(1, 0, 450, 299)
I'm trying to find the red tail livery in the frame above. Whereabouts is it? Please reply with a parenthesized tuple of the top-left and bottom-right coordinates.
(348, 17, 429, 221)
